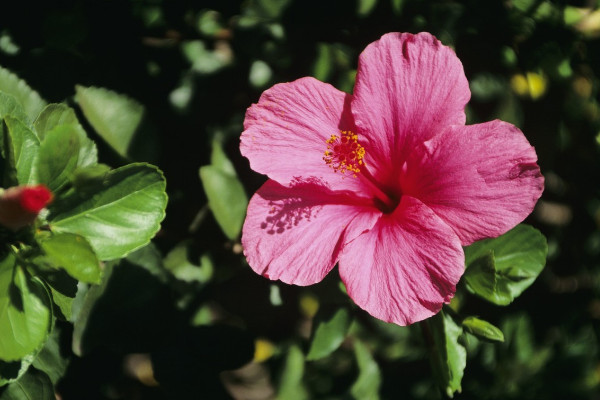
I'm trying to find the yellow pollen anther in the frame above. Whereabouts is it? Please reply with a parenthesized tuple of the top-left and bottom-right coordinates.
(322, 130, 366, 177)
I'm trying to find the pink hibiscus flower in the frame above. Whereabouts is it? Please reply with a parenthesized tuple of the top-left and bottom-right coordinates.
(240, 32, 543, 326)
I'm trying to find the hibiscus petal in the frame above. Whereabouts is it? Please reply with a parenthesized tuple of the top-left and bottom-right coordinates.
(351, 32, 470, 184)
(241, 77, 370, 194)
(242, 179, 380, 286)
(338, 196, 464, 326)
(402, 120, 544, 245)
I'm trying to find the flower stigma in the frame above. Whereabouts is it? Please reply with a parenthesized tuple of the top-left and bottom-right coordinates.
(323, 130, 366, 177)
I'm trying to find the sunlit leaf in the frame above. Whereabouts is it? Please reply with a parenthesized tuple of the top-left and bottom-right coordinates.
(427, 311, 466, 398)
(464, 224, 547, 306)
(50, 163, 168, 260)
(0, 254, 52, 362)
(200, 142, 247, 239)
(0, 66, 46, 121)
(2, 116, 39, 185)
(0, 353, 35, 387)
(350, 340, 381, 400)
(38, 232, 102, 284)
(34, 104, 97, 167)
(278, 345, 308, 400)
(462, 316, 504, 342)
(74, 85, 144, 158)
(35, 125, 80, 192)
(164, 241, 213, 284)
(306, 308, 351, 360)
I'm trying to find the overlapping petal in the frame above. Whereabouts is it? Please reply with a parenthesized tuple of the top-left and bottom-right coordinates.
(338, 196, 464, 326)
(242, 179, 380, 285)
(401, 120, 544, 245)
(352, 32, 470, 185)
(241, 77, 371, 195)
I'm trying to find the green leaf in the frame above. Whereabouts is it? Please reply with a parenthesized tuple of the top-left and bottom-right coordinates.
(49, 163, 167, 260)
(278, 345, 308, 400)
(464, 224, 547, 306)
(38, 232, 102, 284)
(31, 326, 70, 385)
(350, 340, 381, 400)
(306, 308, 351, 360)
(0, 66, 46, 122)
(200, 166, 247, 240)
(357, 0, 378, 17)
(74, 85, 144, 158)
(35, 125, 80, 192)
(199, 141, 248, 239)
(0, 354, 35, 387)
(462, 316, 504, 342)
(0, 254, 52, 362)
(312, 43, 333, 82)
(427, 311, 466, 398)
(0, 367, 54, 400)
(163, 241, 213, 284)
(2, 116, 39, 185)
(34, 104, 97, 167)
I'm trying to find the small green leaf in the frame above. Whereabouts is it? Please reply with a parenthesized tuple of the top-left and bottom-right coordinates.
(38, 232, 102, 284)
(50, 163, 167, 260)
(200, 165, 247, 240)
(35, 125, 80, 192)
(209, 140, 236, 176)
(0, 66, 46, 122)
(278, 345, 308, 400)
(357, 0, 378, 17)
(306, 308, 351, 360)
(464, 224, 548, 306)
(74, 85, 144, 158)
(2, 116, 39, 185)
(462, 316, 504, 342)
(0, 367, 54, 400)
(163, 241, 213, 284)
(350, 340, 381, 400)
(34, 103, 97, 166)
(0, 254, 52, 362)
(427, 311, 466, 398)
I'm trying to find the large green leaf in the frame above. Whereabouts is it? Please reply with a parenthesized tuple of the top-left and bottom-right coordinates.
(0, 367, 54, 400)
(0, 254, 52, 362)
(74, 85, 144, 158)
(306, 308, 351, 360)
(2, 116, 39, 185)
(427, 311, 466, 398)
(0, 66, 46, 122)
(34, 103, 97, 167)
(38, 232, 102, 284)
(463, 224, 547, 305)
(35, 125, 80, 192)
(350, 340, 381, 400)
(49, 163, 167, 260)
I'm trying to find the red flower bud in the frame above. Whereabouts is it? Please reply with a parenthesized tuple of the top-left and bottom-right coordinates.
(0, 185, 53, 231)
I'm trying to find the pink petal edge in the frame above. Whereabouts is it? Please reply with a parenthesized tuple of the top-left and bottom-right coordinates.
(401, 119, 544, 245)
